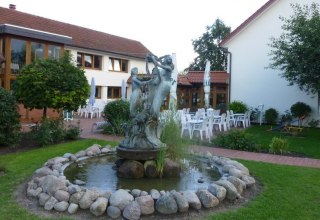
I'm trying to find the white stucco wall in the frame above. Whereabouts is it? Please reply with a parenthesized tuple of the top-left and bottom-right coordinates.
(67, 47, 147, 101)
(224, 0, 319, 120)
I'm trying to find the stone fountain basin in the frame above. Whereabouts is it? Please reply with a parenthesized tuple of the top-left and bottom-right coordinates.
(25, 144, 256, 219)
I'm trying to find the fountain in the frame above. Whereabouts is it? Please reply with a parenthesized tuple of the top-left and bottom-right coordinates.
(23, 54, 257, 219)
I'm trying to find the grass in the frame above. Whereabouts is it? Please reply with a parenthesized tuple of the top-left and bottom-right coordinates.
(0, 139, 114, 220)
(0, 138, 319, 220)
(246, 125, 320, 159)
(209, 160, 320, 220)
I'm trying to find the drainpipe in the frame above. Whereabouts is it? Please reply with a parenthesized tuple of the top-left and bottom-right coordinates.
(223, 49, 232, 104)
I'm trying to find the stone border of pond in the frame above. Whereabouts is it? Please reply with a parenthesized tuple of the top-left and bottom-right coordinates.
(26, 144, 256, 219)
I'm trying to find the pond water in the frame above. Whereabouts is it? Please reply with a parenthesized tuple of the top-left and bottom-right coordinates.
(63, 155, 221, 192)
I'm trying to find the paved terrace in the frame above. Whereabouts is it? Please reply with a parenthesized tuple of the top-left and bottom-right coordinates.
(68, 116, 320, 169)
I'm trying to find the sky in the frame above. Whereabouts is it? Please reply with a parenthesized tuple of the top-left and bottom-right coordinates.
(1, 0, 268, 71)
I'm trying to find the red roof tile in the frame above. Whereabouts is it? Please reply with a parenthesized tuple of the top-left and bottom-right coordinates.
(0, 7, 151, 59)
(220, 0, 276, 46)
(186, 71, 229, 84)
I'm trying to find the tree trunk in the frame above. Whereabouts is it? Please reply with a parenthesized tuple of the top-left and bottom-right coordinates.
(43, 107, 47, 119)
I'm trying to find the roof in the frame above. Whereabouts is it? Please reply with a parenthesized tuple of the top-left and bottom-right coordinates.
(0, 6, 151, 59)
(183, 71, 229, 85)
(127, 71, 229, 85)
(220, 0, 277, 47)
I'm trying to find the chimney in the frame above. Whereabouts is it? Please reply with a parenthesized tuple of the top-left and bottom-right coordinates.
(9, 4, 16, 10)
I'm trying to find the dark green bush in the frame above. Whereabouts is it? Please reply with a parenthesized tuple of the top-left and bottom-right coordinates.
(31, 118, 65, 146)
(228, 100, 248, 113)
(0, 88, 21, 146)
(280, 110, 293, 124)
(65, 124, 81, 140)
(103, 99, 130, 135)
(213, 130, 258, 151)
(265, 108, 279, 125)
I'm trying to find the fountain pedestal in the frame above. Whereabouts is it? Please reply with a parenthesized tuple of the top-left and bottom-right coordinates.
(117, 146, 160, 160)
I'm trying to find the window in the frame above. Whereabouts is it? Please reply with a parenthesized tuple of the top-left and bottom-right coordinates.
(77, 52, 102, 69)
(11, 39, 26, 74)
(48, 45, 61, 59)
(95, 86, 102, 99)
(108, 57, 128, 72)
(31, 42, 44, 61)
(108, 87, 121, 99)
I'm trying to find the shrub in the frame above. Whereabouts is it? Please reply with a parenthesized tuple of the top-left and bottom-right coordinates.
(65, 124, 81, 140)
(264, 108, 279, 125)
(228, 100, 248, 113)
(0, 88, 21, 146)
(308, 119, 320, 128)
(31, 118, 65, 146)
(269, 137, 288, 155)
(103, 100, 130, 135)
(213, 130, 257, 151)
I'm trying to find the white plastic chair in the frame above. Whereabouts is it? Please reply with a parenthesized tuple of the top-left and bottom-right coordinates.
(191, 118, 210, 141)
(84, 105, 99, 119)
(212, 113, 227, 131)
(236, 111, 248, 128)
(180, 115, 192, 139)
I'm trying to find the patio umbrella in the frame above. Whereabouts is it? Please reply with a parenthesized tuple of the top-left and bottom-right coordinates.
(203, 60, 211, 108)
(121, 79, 126, 100)
(88, 77, 96, 106)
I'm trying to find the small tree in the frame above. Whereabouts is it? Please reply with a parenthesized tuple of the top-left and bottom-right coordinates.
(13, 53, 90, 118)
(268, 3, 320, 95)
(0, 88, 21, 146)
(290, 102, 311, 126)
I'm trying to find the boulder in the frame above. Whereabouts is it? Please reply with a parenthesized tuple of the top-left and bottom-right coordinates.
(123, 201, 141, 220)
(34, 167, 53, 177)
(118, 160, 145, 179)
(40, 175, 67, 196)
(227, 176, 246, 194)
(229, 168, 247, 178)
(44, 196, 58, 210)
(155, 193, 178, 214)
(144, 160, 158, 177)
(215, 180, 240, 200)
(69, 191, 85, 204)
(171, 191, 189, 213)
(107, 206, 121, 219)
(109, 189, 134, 210)
(75, 150, 86, 158)
(196, 189, 219, 208)
(54, 201, 69, 212)
(79, 189, 100, 209)
(86, 144, 101, 155)
(131, 189, 142, 198)
(54, 190, 70, 202)
(208, 183, 227, 202)
(38, 193, 50, 206)
(241, 175, 256, 187)
(181, 190, 201, 210)
(68, 184, 82, 194)
(90, 197, 108, 216)
(68, 203, 79, 214)
(163, 158, 181, 177)
(225, 160, 249, 174)
(150, 189, 160, 200)
(27, 187, 42, 197)
(136, 195, 154, 215)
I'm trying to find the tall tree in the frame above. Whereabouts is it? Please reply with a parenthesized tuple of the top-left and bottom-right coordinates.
(268, 2, 320, 95)
(187, 18, 231, 71)
(13, 52, 90, 118)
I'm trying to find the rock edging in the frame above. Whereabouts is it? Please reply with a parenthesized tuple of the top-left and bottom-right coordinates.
(26, 144, 256, 219)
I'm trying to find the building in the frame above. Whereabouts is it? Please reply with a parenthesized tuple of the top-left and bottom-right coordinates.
(0, 5, 151, 121)
(220, 0, 319, 121)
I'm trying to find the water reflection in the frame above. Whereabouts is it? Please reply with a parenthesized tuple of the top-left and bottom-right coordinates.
(64, 155, 221, 192)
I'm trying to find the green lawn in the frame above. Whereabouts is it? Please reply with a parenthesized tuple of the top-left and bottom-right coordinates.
(0, 139, 319, 220)
(246, 125, 320, 159)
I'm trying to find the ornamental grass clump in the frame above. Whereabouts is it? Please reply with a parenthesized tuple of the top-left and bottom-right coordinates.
(269, 137, 289, 155)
